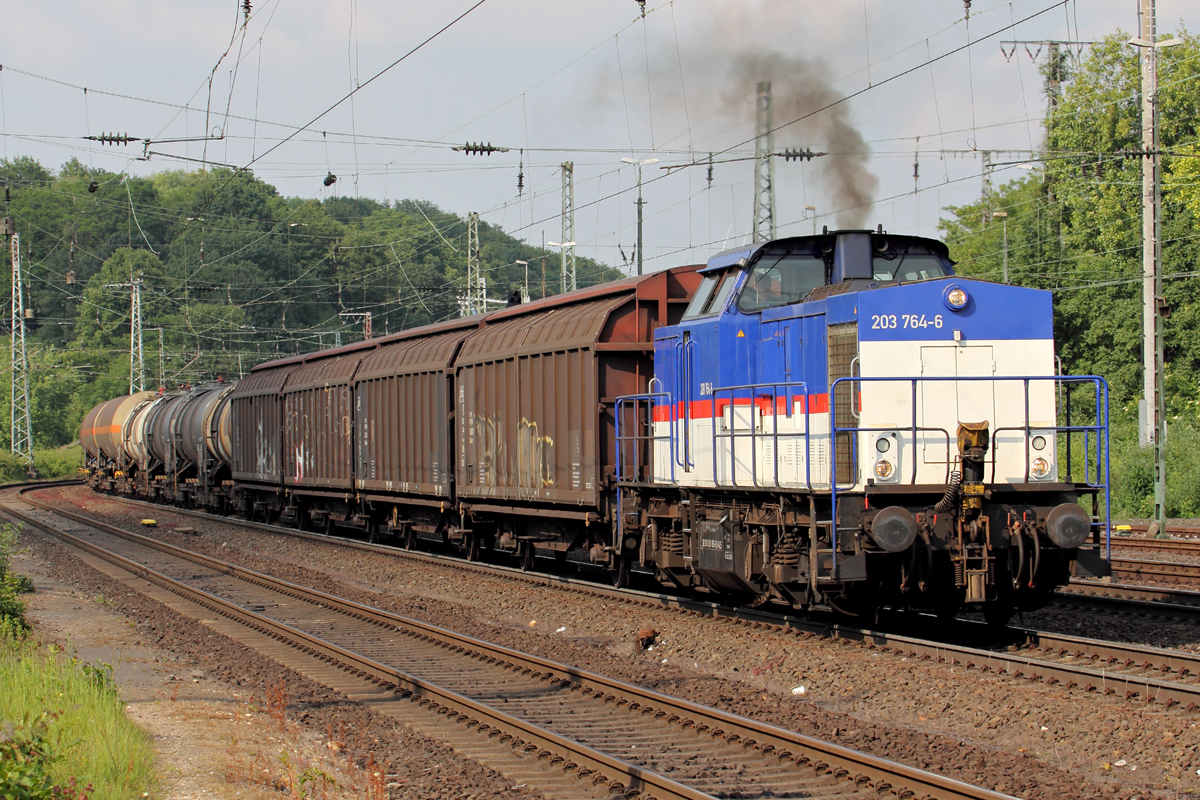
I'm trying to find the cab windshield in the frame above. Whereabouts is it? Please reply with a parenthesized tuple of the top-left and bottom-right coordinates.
(736, 254, 826, 313)
(872, 254, 949, 282)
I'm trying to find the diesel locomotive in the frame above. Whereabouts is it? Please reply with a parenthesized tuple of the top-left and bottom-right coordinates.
(80, 229, 1112, 622)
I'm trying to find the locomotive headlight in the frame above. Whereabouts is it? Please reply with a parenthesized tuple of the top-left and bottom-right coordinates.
(943, 285, 970, 311)
(1031, 435, 1047, 451)
(876, 437, 891, 454)
(874, 460, 895, 479)
(1030, 456, 1052, 479)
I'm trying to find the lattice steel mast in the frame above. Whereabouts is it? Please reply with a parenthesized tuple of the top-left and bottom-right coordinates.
(464, 211, 484, 316)
(130, 279, 144, 392)
(752, 81, 777, 243)
(561, 162, 576, 292)
(5, 218, 34, 475)
(105, 277, 146, 393)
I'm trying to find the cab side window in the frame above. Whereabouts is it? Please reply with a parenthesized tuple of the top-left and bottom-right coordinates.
(872, 254, 949, 282)
(736, 255, 825, 313)
(682, 269, 738, 319)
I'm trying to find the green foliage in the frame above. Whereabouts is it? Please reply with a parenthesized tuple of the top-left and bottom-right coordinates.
(940, 29, 1200, 516)
(0, 523, 28, 642)
(0, 713, 79, 800)
(0, 634, 155, 800)
(1, 160, 623, 449)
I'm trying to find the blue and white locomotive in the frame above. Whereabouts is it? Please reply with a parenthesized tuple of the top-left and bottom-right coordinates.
(615, 228, 1111, 621)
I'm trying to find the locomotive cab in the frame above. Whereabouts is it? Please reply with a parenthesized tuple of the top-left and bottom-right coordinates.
(622, 229, 1111, 621)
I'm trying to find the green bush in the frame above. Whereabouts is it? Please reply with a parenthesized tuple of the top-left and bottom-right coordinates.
(0, 630, 155, 800)
(0, 448, 83, 483)
(1108, 417, 1200, 519)
(0, 523, 25, 631)
(0, 711, 89, 800)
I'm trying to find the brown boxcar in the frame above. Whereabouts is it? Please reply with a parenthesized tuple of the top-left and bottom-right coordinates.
(282, 345, 376, 491)
(354, 320, 477, 500)
(229, 360, 303, 486)
(453, 266, 702, 520)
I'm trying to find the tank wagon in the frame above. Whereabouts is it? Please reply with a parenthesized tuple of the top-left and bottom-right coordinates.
(81, 230, 1112, 621)
(81, 382, 236, 509)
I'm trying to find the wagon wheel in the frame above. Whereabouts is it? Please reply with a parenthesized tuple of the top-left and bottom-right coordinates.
(324, 515, 336, 536)
(403, 525, 416, 551)
(466, 532, 481, 562)
(612, 554, 631, 589)
(520, 542, 536, 572)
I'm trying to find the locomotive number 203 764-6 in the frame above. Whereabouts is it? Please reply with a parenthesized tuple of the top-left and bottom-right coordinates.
(870, 313, 945, 330)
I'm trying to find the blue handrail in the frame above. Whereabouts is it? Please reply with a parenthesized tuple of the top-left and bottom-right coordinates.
(708, 381, 810, 489)
(828, 374, 1111, 569)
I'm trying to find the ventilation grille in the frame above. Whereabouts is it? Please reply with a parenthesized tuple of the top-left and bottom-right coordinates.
(828, 322, 859, 484)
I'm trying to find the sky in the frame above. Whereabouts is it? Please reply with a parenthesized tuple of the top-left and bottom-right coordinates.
(1, 0, 1196, 276)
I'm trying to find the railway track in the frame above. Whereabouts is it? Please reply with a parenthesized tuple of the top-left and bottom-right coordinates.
(5, 487, 1015, 800)
(1110, 556, 1200, 587)
(1110, 534, 1200, 557)
(1116, 523, 1200, 541)
(30, 485, 1200, 714)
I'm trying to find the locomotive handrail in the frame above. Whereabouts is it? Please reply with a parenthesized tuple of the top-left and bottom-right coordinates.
(829, 374, 1111, 569)
(614, 391, 676, 485)
(709, 381, 811, 490)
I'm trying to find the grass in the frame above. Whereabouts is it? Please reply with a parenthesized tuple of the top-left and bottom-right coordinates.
(1, 520, 156, 799)
(0, 625, 157, 799)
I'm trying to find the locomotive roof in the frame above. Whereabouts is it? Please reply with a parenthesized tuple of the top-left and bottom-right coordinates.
(699, 230, 953, 274)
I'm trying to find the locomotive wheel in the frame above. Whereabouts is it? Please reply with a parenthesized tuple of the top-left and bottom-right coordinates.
(612, 554, 631, 589)
(520, 542, 535, 572)
(324, 516, 336, 536)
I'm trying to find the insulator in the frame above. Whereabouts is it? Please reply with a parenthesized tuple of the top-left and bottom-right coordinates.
(324, 172, 337, 187)
(243, 0, 251, 20)
(4, 185, 8, 203)
(517, 152, 524, 195)
(88, 180, 98, 193)
(707, 153, 714, 187)
(636, 0, 646, 17)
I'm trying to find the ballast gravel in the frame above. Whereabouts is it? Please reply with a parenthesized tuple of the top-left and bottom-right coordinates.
(34, 485, 1200, 799)
(17, 522, 546, 800)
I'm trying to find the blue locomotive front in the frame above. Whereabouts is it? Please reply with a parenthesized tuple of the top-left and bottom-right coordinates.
(615, 228, 1111, 621)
